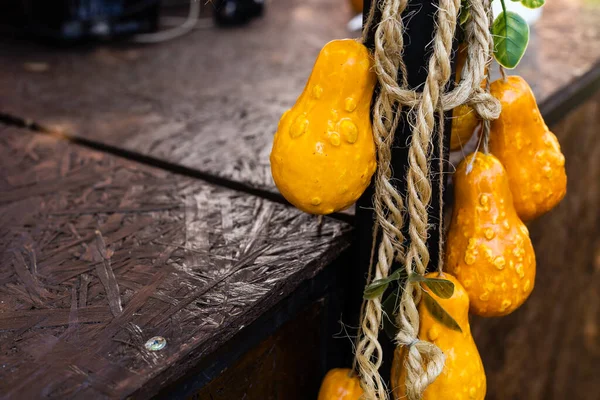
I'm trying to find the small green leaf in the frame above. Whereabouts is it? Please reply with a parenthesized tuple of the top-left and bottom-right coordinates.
(520, 0, 545, 8)
(382, 289, 401, 340)
(363, 269, 405, 300)
(422, 291, 463, 333)
(459, 8, 470, 25)
(459, 4, 470, 25)
(459, 0, 470, 25)
(363, 281, 388, 300)
(492, 11, 530, 69)
(408, 273, 455, 299)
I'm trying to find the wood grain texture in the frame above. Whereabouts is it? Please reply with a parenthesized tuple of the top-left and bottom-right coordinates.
(0, 0, 598, 193)
(471, 90, 600, 400)
(0, 126, 351, 399)
(189, 301, 324, 400)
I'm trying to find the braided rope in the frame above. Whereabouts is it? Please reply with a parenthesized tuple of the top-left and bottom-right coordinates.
(353, 0, 498, 399)
(397, 0, 460, 397)
(355, 2, 409, 398)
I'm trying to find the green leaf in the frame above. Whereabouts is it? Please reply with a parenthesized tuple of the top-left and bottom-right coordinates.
(459, 1, 470, 25)
(382, 289, 401, 340)
(520, 0, 545, 8)
(363, 269, 405, 300)
(492, 11, 530, 69)
(422, 291, 463, 333)
(459, 8, 470, 25)
(407, 273, 455, 299)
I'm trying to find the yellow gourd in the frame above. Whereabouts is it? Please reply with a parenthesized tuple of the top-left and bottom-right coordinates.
(270, 39, 377, 214)
(391, 273, 486, 400)
(446, 152, 536, 317)
(317, 368, 364, 400)
(450, 44, 486, 151)
(489, 75, 567, 221)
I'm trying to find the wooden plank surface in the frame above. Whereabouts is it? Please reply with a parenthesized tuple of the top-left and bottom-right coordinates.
(471, 90, 600, 400)
(0, 126, 351, 399)
(0, 0, 598, 193)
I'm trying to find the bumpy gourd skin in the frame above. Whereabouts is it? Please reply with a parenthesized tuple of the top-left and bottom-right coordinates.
(446, 152, 536, 317)
(489, 75, 567, 221)
(450, 44, 485, 151)
(391, 273, 486, 400)
(270, 39, 377, 214)
(317, 368, 364, 400)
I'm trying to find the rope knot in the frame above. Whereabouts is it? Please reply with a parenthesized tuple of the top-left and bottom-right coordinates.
(401, 337, 446, 400)
(468, 88, 501, 121)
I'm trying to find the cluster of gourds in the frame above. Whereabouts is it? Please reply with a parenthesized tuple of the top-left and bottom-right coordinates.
(389, 69, 567, 399)
(270, 35, 566, 400)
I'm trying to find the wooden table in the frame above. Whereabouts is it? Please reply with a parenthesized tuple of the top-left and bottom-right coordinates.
(1, 0, 599, 398)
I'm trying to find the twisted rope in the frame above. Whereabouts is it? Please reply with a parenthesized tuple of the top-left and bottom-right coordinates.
(396, 0, 460, 397)
(353, 0, 498, 399)
(355, 2, 409, 398)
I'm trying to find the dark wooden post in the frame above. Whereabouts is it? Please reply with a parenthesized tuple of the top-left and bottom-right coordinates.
(351, 0, 456, 382)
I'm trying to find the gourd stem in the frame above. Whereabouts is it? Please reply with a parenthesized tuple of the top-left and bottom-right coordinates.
(482, 0, 495, 154)
(482, 66, 493, 154)
(499, 64, 508, 82)
(482, 120, 491, 154)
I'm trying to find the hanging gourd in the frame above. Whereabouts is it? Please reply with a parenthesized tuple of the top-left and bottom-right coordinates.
(450, 44, 486, 151)
(488, 75, 567, 221)
(317, 368, 364, 400)
(270, 39, 377, 214)
(445, 152, 536, 317)
(391, 273, 486, 400)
